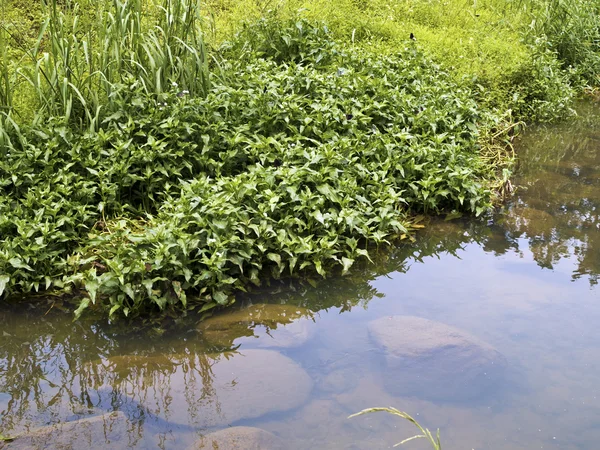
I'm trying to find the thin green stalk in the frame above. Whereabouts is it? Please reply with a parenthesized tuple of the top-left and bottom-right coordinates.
(349, 407, 442, 449)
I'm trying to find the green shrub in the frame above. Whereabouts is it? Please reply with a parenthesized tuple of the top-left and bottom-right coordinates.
(0, 23, 504, 316)
(220, 16, 337, 65)
(3, 0, 598, 318)
(493, 42, 576, 122)
(206, 0, 596, 121)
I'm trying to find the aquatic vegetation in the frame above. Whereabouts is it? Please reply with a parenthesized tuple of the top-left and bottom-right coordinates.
(1, 0, 599, 318)
(349, 407, 442, 449)
(0, 13, 514, 317)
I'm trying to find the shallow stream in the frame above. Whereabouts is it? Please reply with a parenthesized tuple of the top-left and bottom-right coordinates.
(2, 102, 600, 449)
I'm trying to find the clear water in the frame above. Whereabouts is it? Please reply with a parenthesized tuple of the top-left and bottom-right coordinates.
(2, 102, 600, 449)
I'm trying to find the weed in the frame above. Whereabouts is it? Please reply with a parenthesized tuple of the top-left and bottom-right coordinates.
(350, 406, 442, 449)
(2, 0, 209, 129)
(519, 0, 600, 86)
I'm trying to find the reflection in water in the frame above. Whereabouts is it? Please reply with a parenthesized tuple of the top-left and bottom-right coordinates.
(197, 303, 315, 349)
(499, 102, 600, 284)
(1, 102, 600, 449)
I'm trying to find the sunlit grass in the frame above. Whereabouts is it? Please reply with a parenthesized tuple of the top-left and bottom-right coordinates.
(1, 0, 209, 130)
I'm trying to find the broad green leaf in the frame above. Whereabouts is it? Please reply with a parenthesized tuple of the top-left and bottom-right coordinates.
(212, 290, 229, 305)
(109, 304, 122, 316)
(0, 275, 9, 297)
(341, 257, 354, 275)
(84, 276, 99, 304)
(267, 253, 281, 266)
(74, 298, 91, 319)
(8, 258, 32, 271)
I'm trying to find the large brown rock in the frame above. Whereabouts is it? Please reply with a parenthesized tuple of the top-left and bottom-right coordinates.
(197, 304, 314, 349)
(92, 349, 313, 429)
(187, 426, 285, 450)
(368, 316, 507, 402)
(2, 412, 129, 450)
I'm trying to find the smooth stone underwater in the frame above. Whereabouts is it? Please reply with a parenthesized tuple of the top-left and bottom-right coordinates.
(2, 412, 129, 450)
(90, 349, 313, 428)
(368, 315, 507, 401)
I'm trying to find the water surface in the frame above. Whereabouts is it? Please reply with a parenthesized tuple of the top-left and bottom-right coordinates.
(2, 102, 600, 449)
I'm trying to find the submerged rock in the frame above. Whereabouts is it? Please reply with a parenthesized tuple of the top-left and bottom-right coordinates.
(197, 304, 314, 349)
(187, 426, 285, 450)
(3, 411, 128, 450)
(368, 316, 507, 402)
(93, 349, 313, 429)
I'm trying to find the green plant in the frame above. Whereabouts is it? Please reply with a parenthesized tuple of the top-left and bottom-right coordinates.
(10, 0, 209, 130)
(220, 15, 337, 65)
(3, 0, 596, 319)
(520, 0, 600, 85)
(0, 19, 509, 317)
(0, 20, 11, 115)
(349, 407, 442, 449)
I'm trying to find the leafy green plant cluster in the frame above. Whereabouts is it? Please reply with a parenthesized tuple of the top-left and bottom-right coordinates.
(495, 43, 575, 122)
(221, 14, 337, 65)
(207, 0, 597, 123)
(0, 19, 504, 317)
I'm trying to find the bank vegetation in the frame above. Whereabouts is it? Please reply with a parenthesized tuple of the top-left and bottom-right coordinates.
(0, 0, 598, 317)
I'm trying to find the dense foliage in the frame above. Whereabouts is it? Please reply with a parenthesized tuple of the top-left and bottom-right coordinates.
(0, 0, 599, 318)
(0, 18, 504, 316)
(207, 0, 595, 122)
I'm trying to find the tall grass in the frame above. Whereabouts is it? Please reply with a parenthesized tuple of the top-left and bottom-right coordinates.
(520, 0, 600, 85)
(4, 0, 209, 131)
(0, 0, 14, 122)
(0, 11, 16, 148)
(0, 27, 9, 115)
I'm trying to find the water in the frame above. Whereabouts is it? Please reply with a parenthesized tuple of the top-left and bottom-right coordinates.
(2, 102, 600, 449)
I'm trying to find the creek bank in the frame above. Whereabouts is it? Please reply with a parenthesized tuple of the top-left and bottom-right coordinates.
(368, 315, 507, 401)
(0, 17, 511, 318)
